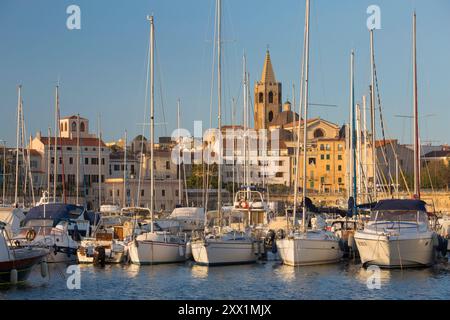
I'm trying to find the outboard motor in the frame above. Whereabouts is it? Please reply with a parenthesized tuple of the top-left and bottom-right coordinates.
(276, 229, 286, 240)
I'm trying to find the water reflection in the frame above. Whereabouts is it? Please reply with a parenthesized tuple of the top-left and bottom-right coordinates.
(191, 264, 209, 279)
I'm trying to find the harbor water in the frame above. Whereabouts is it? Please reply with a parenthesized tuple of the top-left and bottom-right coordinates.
(1, 259, 449, 300)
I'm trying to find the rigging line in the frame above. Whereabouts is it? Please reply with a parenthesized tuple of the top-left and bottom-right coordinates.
(373, 60, 394, 192)
(137, 24, 151, 207)
(154, 36, 168, 137)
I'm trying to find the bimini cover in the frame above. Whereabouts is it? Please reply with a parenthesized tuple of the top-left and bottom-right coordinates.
(169, 207, 205, 221)
(23, 203, 85, 227)
(373, 199, 427, 212)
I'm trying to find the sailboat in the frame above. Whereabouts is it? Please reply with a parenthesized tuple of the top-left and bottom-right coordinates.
(276, 0, 343, 266)
(127, 15, 187, 265)
(355, 13, 439, 268)
(190, 0, 257, 266)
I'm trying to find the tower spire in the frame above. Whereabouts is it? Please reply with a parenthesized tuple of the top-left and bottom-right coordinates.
(261, 49, 276, 83)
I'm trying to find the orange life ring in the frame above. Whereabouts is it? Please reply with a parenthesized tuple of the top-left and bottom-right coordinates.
(240, 201, 249, 209)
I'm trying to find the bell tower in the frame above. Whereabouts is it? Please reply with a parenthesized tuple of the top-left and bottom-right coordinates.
(254, 50, 282, 130)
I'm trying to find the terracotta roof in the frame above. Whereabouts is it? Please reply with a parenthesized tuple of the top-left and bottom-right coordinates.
(423, 150, 450, 158)
(270, 111, 300, 127)
(282, 117, 321, 129)
(38, 136, 106, 147)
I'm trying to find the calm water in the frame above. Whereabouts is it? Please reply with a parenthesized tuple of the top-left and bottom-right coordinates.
(1, 259, 449, 300)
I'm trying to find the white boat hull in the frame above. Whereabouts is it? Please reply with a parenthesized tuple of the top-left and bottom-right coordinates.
(276, 237, 343, 266)
(355, 233, 435, 268)
(128, 240, 186, 265)
(191, 239, 257, 266)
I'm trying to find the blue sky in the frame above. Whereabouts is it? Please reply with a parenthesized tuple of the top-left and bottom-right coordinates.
(0, 0, 449, 146)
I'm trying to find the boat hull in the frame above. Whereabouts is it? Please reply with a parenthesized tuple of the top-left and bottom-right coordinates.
(276, 237, 343, 266)
(191, 239, 257, 266)
(355, 233, 435, 268)
(0, 249, 47, 284)
(128, 240, 186, 265)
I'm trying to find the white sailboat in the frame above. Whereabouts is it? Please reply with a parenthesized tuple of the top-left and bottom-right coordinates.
(355, 13, 438, 268)
(276, 0, 343, 266)
(191, 0, 257, 266)
(127, 15, 187, 265)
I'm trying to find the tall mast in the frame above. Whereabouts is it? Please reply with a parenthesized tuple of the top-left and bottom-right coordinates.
(76, 114, 80, 205)
(177, 99, 182, 205)
(301, 0, 310, 230)
(351, 50, 357, 212)
(216, 0, 222, 225)
(370, 30, 377, 201)
(362, 96, 368, 202)
(123, 129, 127, 207)
(231, 97, 235, 198)
(293, 2, 307, 227)
(412, 12, 420, 199)
(14, 85, 22, 206)
(98, 114, 102, 210)
(47, 127, 51, 196)
(53, 86, 59, 203)
(2, 140, 6, 206)
(242, 53, 247, 188)
(148, 15, 155, 233)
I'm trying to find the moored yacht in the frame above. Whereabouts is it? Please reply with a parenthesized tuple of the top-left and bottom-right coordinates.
(355, 199, 438, 268)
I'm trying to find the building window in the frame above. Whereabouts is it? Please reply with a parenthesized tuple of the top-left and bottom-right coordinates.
(71, 122, 77, 132)
(141, 189, 144, 196)
(326, 154, 330, 160)
(175, 190, 179, 197)
(109, 190, 113, 197)
(162, 189, 165, 197)
(85, 158, 89, 165)
(166, 161, 170, 170)
(321, 177, 325, 183)
(320, 154, 324, 160)
(268, 91, 274, 103)
(338, 155, 342, 160)
(67, 147, 72, 151)
(117, 190, 120, 197)
(308, 158, 316, 165)
(80, 122, 85, 132)
(275, 172, 283, 178)
(320, 144, 325, 151)
(268, 111, 274, 122)
(338, 178, 342, 184)
(51, 157, 55, 164)
(59, 157, 62, 164)
(338, 165, 342, 171)
(114, 164, 120, 171)
(101, 158, 105, 165)
(326, 144, 331, 151)
(69, 157, 73, 165)
(91, 158, 98, 165)
(310, 181, 314, 188)
(314, 129, 324, 138)
(326, 165, 330, 171)
(258, 92, 263, 103)
(338, 144, 343, 151)
(84, 147, 88, 151)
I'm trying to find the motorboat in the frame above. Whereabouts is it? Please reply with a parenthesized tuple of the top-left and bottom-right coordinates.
(77, 215, 131, 264)
(158, 207, 205, 232)
(13, 202, 98, 263)
(0, 222, 48, 284)
(0, 207, 25, 237)
(355, 199, 439, 268)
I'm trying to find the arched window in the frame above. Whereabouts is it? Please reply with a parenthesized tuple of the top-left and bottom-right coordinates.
(71, 122, 77, 132)
(313, 128, 325, 138)
(258, 92, 264, 103)
(60, 123, 64, 132)
(268, 111, 274, 122)
(80, 122, 85, 132)
(268, 91, 274, 103)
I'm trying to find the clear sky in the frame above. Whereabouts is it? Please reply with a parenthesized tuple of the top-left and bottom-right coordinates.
(0, 0, 449, 147)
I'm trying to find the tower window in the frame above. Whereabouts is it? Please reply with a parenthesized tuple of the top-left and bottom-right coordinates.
(268, 111, 274, 122)
(258, 92, 263, 103)
(80, 122, 85, 132)
(71, 122, 77, 132)
(268, 91, 274, 103)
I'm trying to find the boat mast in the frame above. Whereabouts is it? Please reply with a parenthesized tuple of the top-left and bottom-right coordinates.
(412, 12, 420, 199)
(293, 0, 308, 229)
(243, 53, 247, 189)
(177, 99, 182, 205)
(98, 114, 102, 210)
(76, 114, 80, 205)
(2, 140, 6, 205)
(362, 95, 368, 202)
(216, 0, 222, 227)
(53, 86, 58, 203)
(148, 15, 155, 233)
(301, 0, 310, 231)
(351, 50, 357, 213)
(14, 85, 21, 206)
(369, 30, 377, 202)
(47, 127, 51, 197)
(123, 129, 127, 207)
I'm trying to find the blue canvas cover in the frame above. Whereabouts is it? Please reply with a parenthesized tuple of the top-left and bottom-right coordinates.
(23, 203, 85, 226)
(373, 199, 427, 212)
